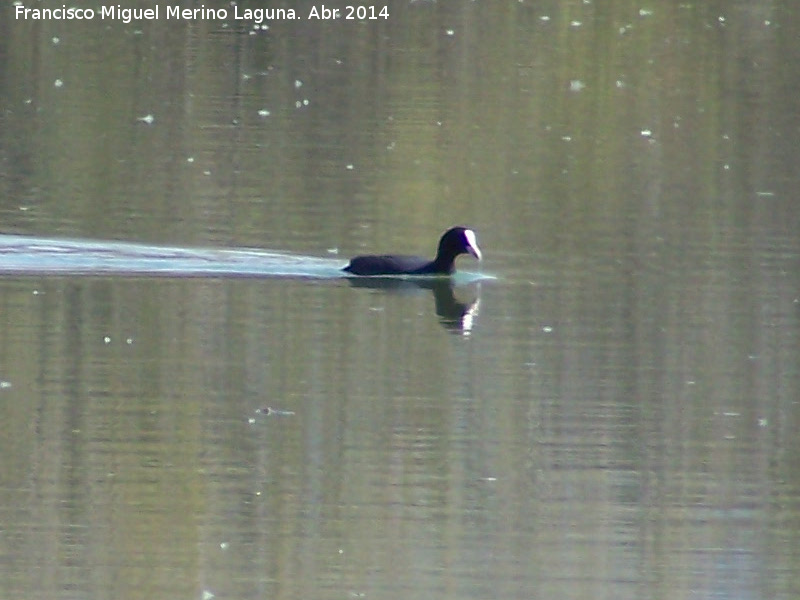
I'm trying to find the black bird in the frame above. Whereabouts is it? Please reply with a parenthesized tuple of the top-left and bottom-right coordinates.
(343, 226, 482, 276)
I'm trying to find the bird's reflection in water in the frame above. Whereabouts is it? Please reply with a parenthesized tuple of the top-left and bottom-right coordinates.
(346, 277, 481, 335)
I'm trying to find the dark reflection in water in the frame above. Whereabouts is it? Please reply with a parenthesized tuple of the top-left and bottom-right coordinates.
(346, 277, 481, 334)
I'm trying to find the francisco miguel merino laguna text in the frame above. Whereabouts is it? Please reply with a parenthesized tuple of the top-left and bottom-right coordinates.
(14, 4, 390, 23)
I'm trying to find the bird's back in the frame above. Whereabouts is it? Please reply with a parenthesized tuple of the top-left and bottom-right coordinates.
(343, 254, 431, 276)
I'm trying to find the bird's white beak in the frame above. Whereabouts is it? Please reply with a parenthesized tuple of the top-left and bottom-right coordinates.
(464, 229, 482, 261)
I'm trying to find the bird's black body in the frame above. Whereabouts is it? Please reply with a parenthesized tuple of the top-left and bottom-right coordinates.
(343, 226, 482, 276)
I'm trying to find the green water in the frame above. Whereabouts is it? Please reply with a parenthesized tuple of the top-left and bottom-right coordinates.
(2, 3, 800, 600)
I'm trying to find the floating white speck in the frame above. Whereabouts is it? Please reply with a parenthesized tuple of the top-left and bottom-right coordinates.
(126, 338, 133, 345)
(247, 417, 256, 424)
(639, 9, 653, 16)
(202, 591, 215, 600)
(220, 542, 229, 550)
(569, 79, 585, 92)
(103, 336, 111, 344)
(758, 418, 768, 427)
(302, 99, 309, 106)
(446, 29, 455, 36)
(294, 79, 303, 88)
(257, 109, 271, 117)
(641, 129, 652, 137)
(52, 36, 60, 44)
(539, 15, 550, 21)
(542, 326, 553, 333)
(0, 381, 11, 389)
(327, 247, 339, 255)
(295, 101, 301, 108)
(54, 79, 64, 88)
(187, 157, 194, 163)
(346, 164, 354, 170)
(570, 20, 582, 27)
(718, 15, 725, 23)
(138, 114, 155, 124)
(259, 407, 296, 416)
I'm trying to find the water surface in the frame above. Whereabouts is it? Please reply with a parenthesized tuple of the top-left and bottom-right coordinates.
(2, 2, 800, 599)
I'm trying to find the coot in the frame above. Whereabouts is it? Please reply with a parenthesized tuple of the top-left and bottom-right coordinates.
(343, 226, 482, 276)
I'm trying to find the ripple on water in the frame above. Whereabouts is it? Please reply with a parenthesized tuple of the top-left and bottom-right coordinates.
(0, 234, 497, 282)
